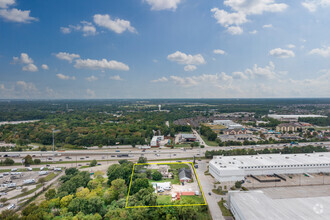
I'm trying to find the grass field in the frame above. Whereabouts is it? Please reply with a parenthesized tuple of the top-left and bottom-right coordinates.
(201, 135, 219, 146)
(218, 199, 233, 217)
(156, 195, 172, 205)
(181, 195, 205, 204)
(44, 172, 59, 182)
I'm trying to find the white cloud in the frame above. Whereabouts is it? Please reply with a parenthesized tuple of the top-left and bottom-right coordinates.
(12, 53, 38, 72)
(0, 8, 37, 23)
(227, 26, 243, 35)
(184, 65, 197, 71)
(224, 0, 288, 15)
(55, 52, 80, 63)
(232, 71, 248, 80)
(60, 27, 71, 34)
(86, 89, 95, 97)
(309, 46, 330, 57)
(167, 51, 206, 65)
(262, 24, 273, 28)
(245, 62, 278, 79)
(41, 64, 49, 70)
(269, 48, 295, 58)
(109, 75, 123, 81)
(302, 0, 330, 12)
(61, 21, 97, 36)
(287, 44, 296, 48)
(211, 0, 287, 34)
(93, 14, 136, 34)
(210, 8, 248, 27)
(86, 75, 98, 82)
(144, 0, 182, 11)
(56, 73, 76, 80)
(13, 53, 33, 64)
(213, 49, 226, 55)
(249, 30, 258, 34)
(16, 81, 38, 93)
(74, 58, 129, 71)
(0, 0, 14, 9)
(22, 63, 38, 72)
(151, 77, 168, 83)
(152, 59, 159, 63)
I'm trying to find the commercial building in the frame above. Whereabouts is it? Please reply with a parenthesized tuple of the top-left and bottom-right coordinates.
(268, 114, 327, 121)
(229, 190, 330, 220)
(150, 136, 164, 147)
(209, 152, 330, 182)
(213, 120, 243, 130)
(180, 134, 197, 142)
(276, 123, 302, 132)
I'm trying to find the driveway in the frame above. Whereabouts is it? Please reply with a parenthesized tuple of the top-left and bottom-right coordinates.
(195, 161, 224, 220)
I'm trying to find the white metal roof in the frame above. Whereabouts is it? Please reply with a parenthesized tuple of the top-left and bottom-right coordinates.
(211, 152, 330, 170)
(230, 190, 330, 220)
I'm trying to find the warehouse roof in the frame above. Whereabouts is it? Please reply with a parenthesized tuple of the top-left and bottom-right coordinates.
(230, 190, 330, 220)
(181, 134, 196, 139)
(211, 152, 330, 170)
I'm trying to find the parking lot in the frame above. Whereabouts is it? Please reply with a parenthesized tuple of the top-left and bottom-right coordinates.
(244, 173, 330, 189)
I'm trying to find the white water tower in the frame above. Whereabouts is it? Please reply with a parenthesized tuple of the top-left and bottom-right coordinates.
(158, 104, 161, 111)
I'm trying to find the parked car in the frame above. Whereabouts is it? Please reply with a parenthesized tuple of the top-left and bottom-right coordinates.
(208, 192, 211, 196)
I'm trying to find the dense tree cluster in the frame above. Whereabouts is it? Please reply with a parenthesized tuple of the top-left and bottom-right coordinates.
(200, 126, 217, 141)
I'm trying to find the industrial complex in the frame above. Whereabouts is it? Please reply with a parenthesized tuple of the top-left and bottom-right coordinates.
(209, 152, 330, 182)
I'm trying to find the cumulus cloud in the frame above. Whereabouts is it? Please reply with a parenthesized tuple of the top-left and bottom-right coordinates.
(269, 48, 295, 58)
(12, 53, 39, 72)
(167, 51, 206, 66)
(56, 73, 76, 80)
(232, 71, 248, 80)
(249, 30, 258, 34)
(41, 64, 49, 70)
(60, 21, 97, 36)
(224, 0, 288, 15)
(302, 0, 330, 12)
(144, 0, 182, 11)
(213, 49, 226, 55)
(184, 65, 197, 71)
(211, 0, 287, 34)
(22, 63, 38, 72)
(74, 59, 129, 71)
(210, 8, 248, 27)
(0, 0, 37, 23)
(55, 52, 80, 63)
(93, 14, 136, 34)
(227, 26, 243, 35)
(109, 75, 123, 81)
(151, 77, 168, 83)
(309, 46, 330, 57)
(0, 0, 15, 9)
(86, 75, 98, 82)
(245, 62, 278, 79)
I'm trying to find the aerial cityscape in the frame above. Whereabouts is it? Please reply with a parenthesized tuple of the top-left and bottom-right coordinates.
(1, 0, 330, 220)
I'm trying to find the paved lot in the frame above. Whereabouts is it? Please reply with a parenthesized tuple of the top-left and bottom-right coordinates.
(196, 161, 224, 220)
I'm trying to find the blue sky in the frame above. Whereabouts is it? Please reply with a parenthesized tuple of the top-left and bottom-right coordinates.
(0, 0, 330, 99)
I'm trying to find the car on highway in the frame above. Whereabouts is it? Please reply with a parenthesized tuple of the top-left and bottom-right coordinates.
(208, 192, 211, 196)
(115, 150, 120, 152)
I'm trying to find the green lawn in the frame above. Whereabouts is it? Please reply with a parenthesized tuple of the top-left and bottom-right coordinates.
(156, 195, 172, 205)
(218, 199, 233, 217)
(181, 195, 205, 204)
(149, 177, 179, 185)
(174, 143, 192, 148)
(44, 172, 59, 182)
(201, 135, 219, 146)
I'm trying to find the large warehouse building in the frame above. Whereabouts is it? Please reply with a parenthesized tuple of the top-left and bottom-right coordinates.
(209, 152, 330, 182)
(228, 190, 330, 220)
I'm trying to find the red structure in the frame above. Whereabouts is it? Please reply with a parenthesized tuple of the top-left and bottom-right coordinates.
(181, 191, 195, 196)
(176, 192, 180, 200)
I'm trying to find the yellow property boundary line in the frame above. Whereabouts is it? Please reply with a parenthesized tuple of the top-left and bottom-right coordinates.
(125, 162, 208, 208)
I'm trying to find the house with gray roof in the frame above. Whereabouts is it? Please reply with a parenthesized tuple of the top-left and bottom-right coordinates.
(178, 168, 192, 182)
